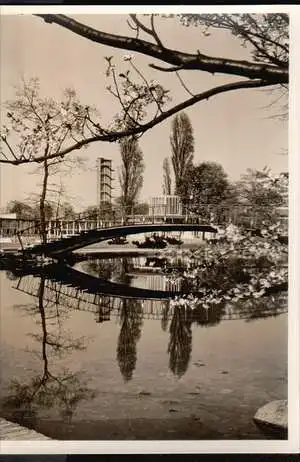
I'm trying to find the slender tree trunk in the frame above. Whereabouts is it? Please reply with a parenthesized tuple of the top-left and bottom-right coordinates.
(40, 158, 49, 244)
(38, 277, 49, 380)
(123, 163, 130, 224)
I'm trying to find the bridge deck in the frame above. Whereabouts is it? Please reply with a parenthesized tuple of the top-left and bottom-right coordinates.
(23, 223, 217, 257)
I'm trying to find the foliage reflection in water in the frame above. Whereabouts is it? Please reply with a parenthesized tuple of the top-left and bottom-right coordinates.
(117, 299, 143, 382)
(78, 253, 287, 381)
(1, 274, 96, 429)
(0, 248, 287, 436)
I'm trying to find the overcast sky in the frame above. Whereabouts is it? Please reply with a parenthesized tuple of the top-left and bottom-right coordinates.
(0, 12, 289, 211)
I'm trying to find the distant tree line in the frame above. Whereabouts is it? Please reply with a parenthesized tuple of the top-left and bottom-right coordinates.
(6, 199, 76, 221)
(162, 111, 288, 227)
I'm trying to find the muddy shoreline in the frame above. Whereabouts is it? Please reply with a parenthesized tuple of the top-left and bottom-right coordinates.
(2, 415, 286, 440)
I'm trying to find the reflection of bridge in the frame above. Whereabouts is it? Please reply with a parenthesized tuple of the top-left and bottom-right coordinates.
(12, 264, 288, 323)
(13, 263, 183, 300)
(23, 223, 217, 258)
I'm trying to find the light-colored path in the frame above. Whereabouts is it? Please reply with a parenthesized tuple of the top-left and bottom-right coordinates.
(0, 418, 51, 440)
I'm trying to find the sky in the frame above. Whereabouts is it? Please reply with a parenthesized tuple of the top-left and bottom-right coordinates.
(0, 11, 289, 211)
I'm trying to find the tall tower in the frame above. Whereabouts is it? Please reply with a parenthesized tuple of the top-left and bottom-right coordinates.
(96, 157, 113, 210)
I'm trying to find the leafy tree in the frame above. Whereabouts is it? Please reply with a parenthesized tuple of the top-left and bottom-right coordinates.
(6, 200, 34, 220)
(81, 205, 98, 219)
(97, 201, 114, 220)
(237, 168, 287, 207)
(184, 162, 234, 219)
(236, 168, 288, 227)
(0, 13, 288, 166)
(162, 157, 172, 196)
(134, 202, 149, 215)
(81, 203, 115, 221)
(170, 112, 194, 197)
(58, 201, 76, 219)
(118, 136, 144, 219)
(31, 202, 54, 221)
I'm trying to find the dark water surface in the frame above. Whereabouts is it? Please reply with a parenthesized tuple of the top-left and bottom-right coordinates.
(0, 254, 288, 440)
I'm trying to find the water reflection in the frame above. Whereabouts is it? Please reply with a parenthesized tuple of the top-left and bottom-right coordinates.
(117, 299, 143, 381)
(1, 274, 95, 428)
(191, 303, 226, 327)
(168, 305, 193, 378)
(0, 250, 288, 440)
(1, 254, 287, 384)
(82, 255, 184, 293)
(161, 301, 170, 332)
(85, 257, 133, 286)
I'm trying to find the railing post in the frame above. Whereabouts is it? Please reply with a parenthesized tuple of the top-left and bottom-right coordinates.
(17, 231, 24, 253)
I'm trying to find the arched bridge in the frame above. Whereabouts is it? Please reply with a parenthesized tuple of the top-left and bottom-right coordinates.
(23, 223, 217, 258)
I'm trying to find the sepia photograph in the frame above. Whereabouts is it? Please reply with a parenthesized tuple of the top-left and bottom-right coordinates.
(0, 6, 298, 454)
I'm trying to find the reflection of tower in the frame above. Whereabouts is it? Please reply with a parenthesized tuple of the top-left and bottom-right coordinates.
(95, 296, 112, 323)
(95, 305, 111, 324)
(97, 157, 113, 210)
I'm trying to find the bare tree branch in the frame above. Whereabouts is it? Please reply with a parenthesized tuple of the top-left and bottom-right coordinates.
(129, 14, 153, 39)
(2, 137, 19, 161)
(35, 14, 288, 84)
(1, 79, 271, 166)
(129, 14, 165, 50)
(110, 67, 142, 127)
(175, 72, 195, 97)
(243, 14, 289, 54)
(150, 14, 165, 49)
(181, 14, 289, 68)
(128, 60, 164, 114)
(224, 15, 286, 68)
(149, 63, 185, 72)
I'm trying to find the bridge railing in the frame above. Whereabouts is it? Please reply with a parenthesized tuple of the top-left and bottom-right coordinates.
(15, 274, 288, 323)
(14, 203, 287, 249)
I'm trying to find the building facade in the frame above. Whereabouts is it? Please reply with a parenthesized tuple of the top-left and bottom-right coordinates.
(148, 195, 182, 217)
(0, 213, 38, 238)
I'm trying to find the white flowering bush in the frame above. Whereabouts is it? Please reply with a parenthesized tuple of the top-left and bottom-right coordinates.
(165, 223, 287, 313)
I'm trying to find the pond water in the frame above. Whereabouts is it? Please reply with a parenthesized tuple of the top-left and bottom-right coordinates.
(0, 252, 288, 440)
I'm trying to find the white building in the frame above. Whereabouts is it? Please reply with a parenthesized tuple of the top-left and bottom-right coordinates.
(148, 195, 182, 217)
